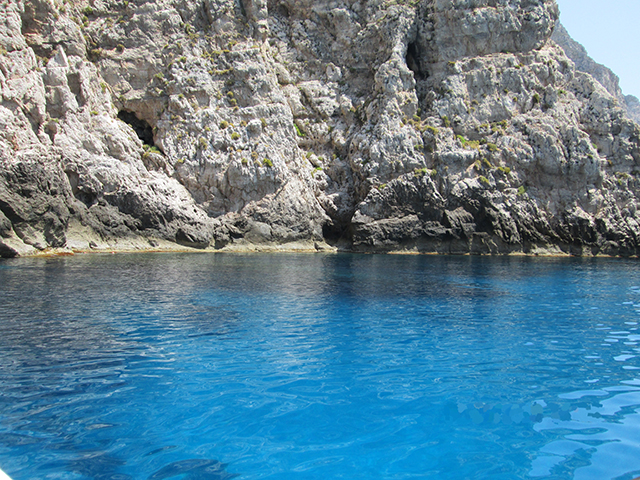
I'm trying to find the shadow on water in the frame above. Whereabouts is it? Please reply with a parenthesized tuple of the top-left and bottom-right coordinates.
(42, 450, 132, 480)
(148, 459, 238, 480)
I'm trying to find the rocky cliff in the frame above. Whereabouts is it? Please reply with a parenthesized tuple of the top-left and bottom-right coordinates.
(2, 0, 640, 258)
(552, 22, 640, 124)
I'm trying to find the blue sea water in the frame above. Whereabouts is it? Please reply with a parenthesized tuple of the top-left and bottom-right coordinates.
(0, 253, 640, 480)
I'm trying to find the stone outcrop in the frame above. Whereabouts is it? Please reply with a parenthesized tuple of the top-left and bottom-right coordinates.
(552, 22, 640, 124)
(1, 0, 640, 257)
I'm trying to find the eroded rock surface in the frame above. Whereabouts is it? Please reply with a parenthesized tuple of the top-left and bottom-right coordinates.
(552, 22, 640, 124)
(1, 0, 639, 257)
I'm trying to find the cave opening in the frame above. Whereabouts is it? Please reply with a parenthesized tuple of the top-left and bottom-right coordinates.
(118, 110, 155, 147)
(322, 220, 353, 246)
(277, 4, 290, 18)
(406, 41, 425, 79)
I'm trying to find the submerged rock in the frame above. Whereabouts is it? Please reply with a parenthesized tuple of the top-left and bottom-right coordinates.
(1, 0, 639, 257)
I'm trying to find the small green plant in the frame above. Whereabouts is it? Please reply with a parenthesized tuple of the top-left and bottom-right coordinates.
(82, 6, 93, 16)
(479, 176, 490, 186)
(517, 186, 527, 196)
(263, 158, 273, 167)
(295, 124, 305, 137)
(90, 110, 99, 116)
(116, 44, 125, 53)
(219, 120, 229, 129)
(425, 125, 439, 136)
(414, 168, 428, 178)
(100, 81, 108, 93)
(261, 118, 268, 129)
(88, 48, 103, 61)
(241, 158, 248, 165)
(497, 166, 511, 174)
(491, 120, 508, 135)
(251, 151, 259, 160)
(532, 93, 540, 105)
(231, 132, 240, 141)
(199, 137, 208, 149)
(442, 116, 450, 128)
(456, 135, 467, 147)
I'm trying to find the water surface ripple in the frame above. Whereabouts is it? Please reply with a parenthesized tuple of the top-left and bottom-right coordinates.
(1, 254, 640, 479)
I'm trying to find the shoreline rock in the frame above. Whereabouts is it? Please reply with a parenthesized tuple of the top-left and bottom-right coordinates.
(2, 0, 640, 258)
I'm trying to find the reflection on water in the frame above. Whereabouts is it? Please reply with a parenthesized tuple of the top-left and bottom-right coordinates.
(1, 254, 640, 479)
(531, 383, 640, 480)
(529, 297, 640, 480)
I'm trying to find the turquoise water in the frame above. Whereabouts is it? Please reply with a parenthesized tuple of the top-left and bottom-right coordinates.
(0, 253, 639, 480)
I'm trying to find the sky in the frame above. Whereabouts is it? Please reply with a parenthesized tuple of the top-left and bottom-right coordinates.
(555, 0, 640, 98)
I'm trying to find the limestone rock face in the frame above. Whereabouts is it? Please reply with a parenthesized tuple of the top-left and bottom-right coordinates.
(552, 22, 640, 124)
(1, 0, 640, 257)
